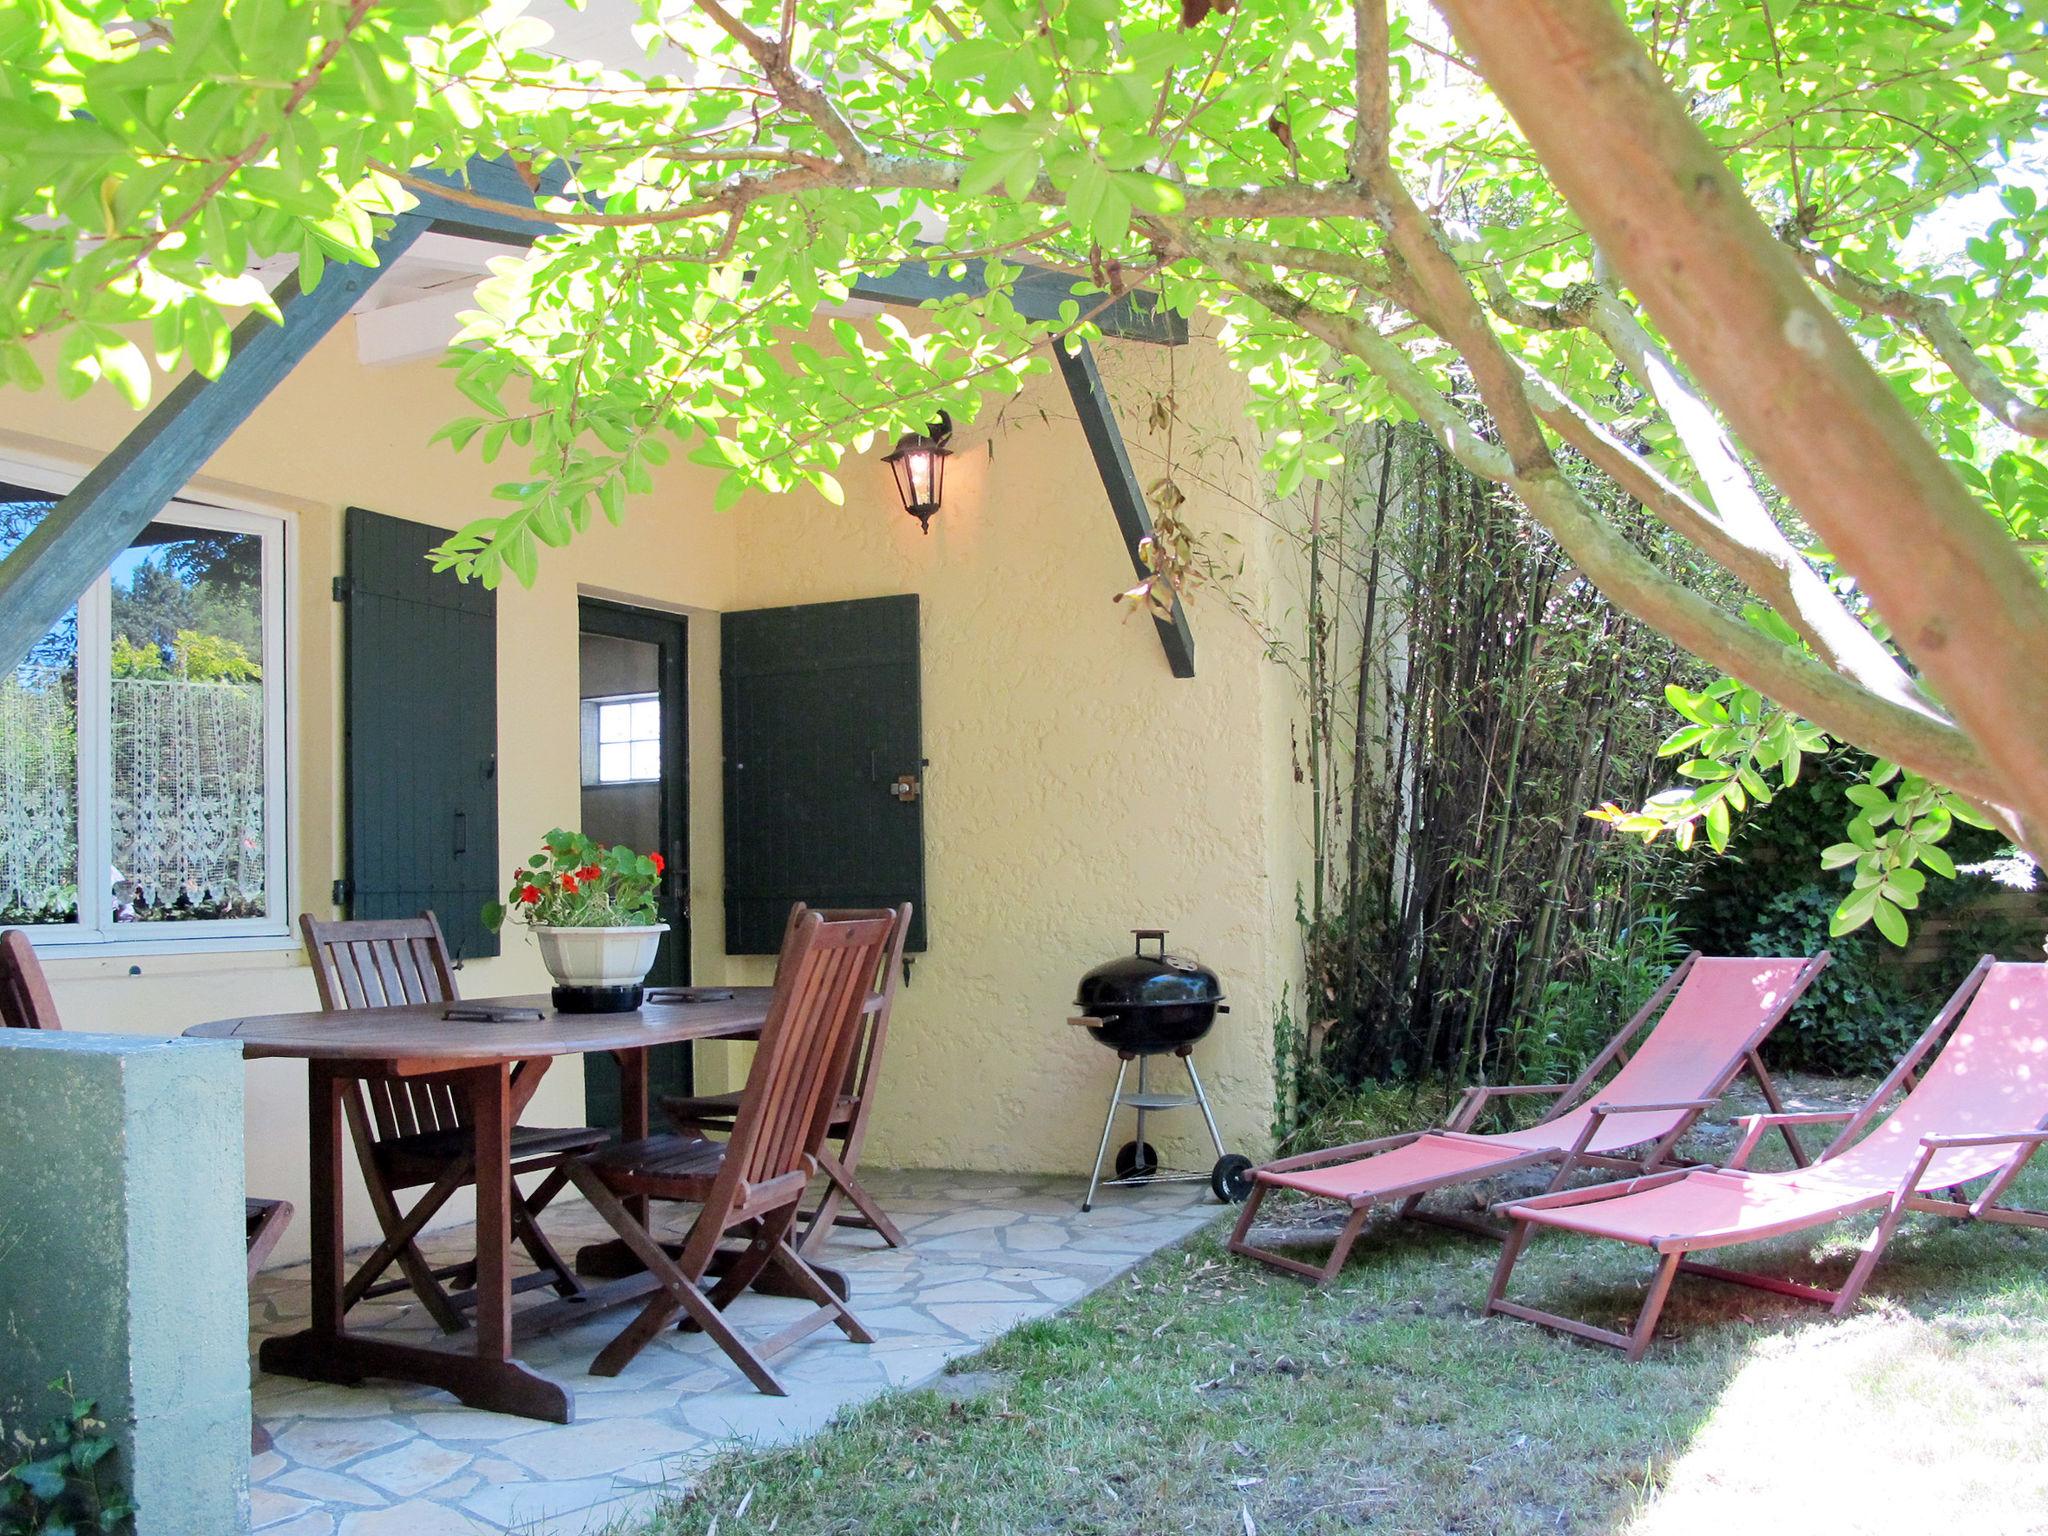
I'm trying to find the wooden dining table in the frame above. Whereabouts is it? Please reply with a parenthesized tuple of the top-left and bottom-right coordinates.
(186, 990, 777, 1424)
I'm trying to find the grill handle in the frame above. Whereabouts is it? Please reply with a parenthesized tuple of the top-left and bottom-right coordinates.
(1068, 1015, 1104, 1028)
(1131, 927, 1168, 958)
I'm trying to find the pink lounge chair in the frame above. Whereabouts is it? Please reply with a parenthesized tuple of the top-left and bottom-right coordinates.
(1487, 957, 2048, 1359)
(1229, 952, 1830, 1283)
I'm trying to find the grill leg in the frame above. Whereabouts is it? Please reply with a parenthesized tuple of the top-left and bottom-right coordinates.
(1184, 1057, 1228, 1160)
(1134, 1056, 1149, 1159)
(1082, 1058, 1130, 1213)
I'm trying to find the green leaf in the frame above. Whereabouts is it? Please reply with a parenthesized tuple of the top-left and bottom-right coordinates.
(1830, 883, 1881, 935)
(99, 338, 151, 408)
(1871, 897, 1909, 947)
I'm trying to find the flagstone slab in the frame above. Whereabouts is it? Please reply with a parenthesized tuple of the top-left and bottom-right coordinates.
(248, 1168, 1218, 1532)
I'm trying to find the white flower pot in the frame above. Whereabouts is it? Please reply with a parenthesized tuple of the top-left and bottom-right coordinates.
(533, 923, 668, 988)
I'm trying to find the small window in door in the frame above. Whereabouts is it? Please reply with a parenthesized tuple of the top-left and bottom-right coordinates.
(580, 693, 661, 785)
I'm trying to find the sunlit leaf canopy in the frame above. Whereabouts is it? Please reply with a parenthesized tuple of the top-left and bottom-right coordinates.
(2, 0, 2046, 937)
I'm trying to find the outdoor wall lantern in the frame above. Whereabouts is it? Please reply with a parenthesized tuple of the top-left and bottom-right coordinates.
(882, 410, 953, 534)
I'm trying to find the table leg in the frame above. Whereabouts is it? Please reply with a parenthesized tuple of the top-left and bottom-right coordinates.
(470, 1063, 513, 1362)
(615, 1047, 650, 1229)
(260, 1062, 572, 1424)
(307, 1064, 347, 1342)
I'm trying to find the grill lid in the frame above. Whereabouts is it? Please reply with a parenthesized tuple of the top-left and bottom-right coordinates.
(1076, 929, 1225, 1010)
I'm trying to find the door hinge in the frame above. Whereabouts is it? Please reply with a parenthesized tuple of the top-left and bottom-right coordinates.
(331, 576, 352, 602)
(889, 773, 921, 803)
(330, 878, 352, 907)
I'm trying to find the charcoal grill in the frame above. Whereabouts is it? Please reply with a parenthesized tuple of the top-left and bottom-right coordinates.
(1068, 929, 1253, 1211)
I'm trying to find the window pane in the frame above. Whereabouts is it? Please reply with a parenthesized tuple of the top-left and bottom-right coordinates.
(630, 740, 660, 781)
(629, 699, 659, 742)
(108, 522, 267, 924)
(599, 742, 631, 782)
(598, 702, 631, 743)
(0, 488, 79, 926)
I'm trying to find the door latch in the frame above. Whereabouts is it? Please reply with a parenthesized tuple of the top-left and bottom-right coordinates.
(889, 773, 921, 803)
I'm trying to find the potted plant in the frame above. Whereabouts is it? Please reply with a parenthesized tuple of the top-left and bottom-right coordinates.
(484, 829, 668, 1013)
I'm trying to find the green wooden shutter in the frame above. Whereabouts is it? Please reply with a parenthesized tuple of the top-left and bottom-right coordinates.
(340, 508, 500, 960)
(722, 595, 926, 953)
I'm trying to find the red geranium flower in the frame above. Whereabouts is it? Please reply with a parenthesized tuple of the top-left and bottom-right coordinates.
(579, 864, 602, 882)
(649, 851, 665, 874)
(519, 884, 542, 904)
(561, 874, 579, 893)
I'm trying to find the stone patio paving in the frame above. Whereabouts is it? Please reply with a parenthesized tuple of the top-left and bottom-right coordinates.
(247, 1169, 1220, 1535)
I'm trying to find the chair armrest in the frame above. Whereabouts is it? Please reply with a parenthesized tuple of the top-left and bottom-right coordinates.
(1919, 1128, 2048, 1150)
(1259, 1130, 1424, 1174)
(1589, 1098, 1716, 1117)
(1728, 1109, 1854, 1169)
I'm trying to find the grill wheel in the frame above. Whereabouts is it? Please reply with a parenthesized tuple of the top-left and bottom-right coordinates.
(1211, 1154, 1255, 1204)
(1114, 1140, 1160, 1181)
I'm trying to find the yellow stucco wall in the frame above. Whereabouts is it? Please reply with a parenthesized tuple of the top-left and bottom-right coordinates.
(3, 314, 1305, 1262)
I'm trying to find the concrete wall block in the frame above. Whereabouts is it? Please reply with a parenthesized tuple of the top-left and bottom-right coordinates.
(0, 1032, 251, 1536)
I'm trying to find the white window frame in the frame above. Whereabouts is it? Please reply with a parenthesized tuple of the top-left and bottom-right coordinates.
(579, 691, 661, 786)
(2, 459, 291, 953)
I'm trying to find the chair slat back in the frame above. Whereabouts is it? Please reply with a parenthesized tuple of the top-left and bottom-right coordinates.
(299, 913, 465, 1136)
(727, 912, 896, 1192)
(783, 903, 913, 1105)
(0, 930, 60, 1032)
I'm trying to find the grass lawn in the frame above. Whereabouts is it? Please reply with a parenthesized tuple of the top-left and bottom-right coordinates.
(632, 1079, 2048, 1535)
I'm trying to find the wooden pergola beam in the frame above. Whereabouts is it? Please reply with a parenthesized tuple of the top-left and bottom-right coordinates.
(0, 213, 430, 671)
(1054, 338, 1196, 679)
(850, 262, 1187, 346)
(0, 157, 1189, 672)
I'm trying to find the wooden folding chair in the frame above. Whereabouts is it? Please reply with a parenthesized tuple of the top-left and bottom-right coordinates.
(3, 930, 294, 1450)
(660, 902, 912, 1254)
(298, 913, 605, 1332)
(0, 928, 59, 1033)
(563, 910, 892, 1388)
(243, 1196, 292, 1451)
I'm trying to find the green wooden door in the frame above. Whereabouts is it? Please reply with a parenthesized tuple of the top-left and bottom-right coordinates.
(340, 508, 499, 961)
(722, 595, 926, 953)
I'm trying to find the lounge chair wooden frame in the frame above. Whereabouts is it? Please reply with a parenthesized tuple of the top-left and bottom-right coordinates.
(1487, 956, 2048, 1359)
(660, 903, 913, 1255)
(563, 910, 891, 1389)
(1229, 952, 1831, 1284)
(299, 913, 604, 1331)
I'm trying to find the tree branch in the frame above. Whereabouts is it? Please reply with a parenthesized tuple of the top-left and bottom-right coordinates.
(1480, 266, 1937, 717)
(1352, 0, 1391, 180)
(1787, 237, 2048, 439)
(1434, 0, 2048, 848)
(380, 156, 1376, 231)
(692, 0, 874, 170)
(1177, 231, 2001, 805)
(1521, 371, 1939, 718)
